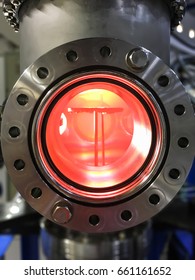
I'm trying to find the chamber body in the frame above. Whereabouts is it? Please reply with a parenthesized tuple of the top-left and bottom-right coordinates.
(1, 0, 194, 233)
(19, 0, 170, 70)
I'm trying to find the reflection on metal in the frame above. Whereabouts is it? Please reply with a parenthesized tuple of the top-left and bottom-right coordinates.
(1, 0, 195, 263)
(2, 0, 186, 31)
(37, 73, 161, 194)
(1, 38, 195, 233)
(41, 219, 151, 260)
(18, 0, 171, 70)
(1, 0, 195, 236)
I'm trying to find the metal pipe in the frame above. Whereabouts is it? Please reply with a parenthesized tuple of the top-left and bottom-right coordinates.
(19, 0, 170, 71)
(41, 219, 151, 260)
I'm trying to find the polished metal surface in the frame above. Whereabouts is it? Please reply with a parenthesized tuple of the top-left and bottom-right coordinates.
(2, 0, 186, 31)
(41, 219, 151, 260)
(127, 48, 149, 70)
(18, 0, 171, 70)
(52, 204, 72, 224)
(1, 38, 195, 232)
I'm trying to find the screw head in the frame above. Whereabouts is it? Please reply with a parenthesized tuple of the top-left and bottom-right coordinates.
(52, 204, 72, 224)
(127, 48, 149, 70)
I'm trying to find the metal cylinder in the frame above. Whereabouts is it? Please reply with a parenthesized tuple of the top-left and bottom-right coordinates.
(41, 219, 151, 260)
(19, 0, 170, 70)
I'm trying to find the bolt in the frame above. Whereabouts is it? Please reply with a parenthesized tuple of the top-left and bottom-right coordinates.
(127, 48, 149, 70)
(52, 204, 72, 224)
(4, 4, 15, 13)
(11, 0, 21, 6)
(3, 10, 9, 17)
(14, 24, 19, 32)
(10, 18, 17, 27)
(6, 11, 14, 21)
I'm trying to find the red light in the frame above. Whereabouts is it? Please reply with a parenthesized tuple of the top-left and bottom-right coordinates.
(37, 74, 162, 200)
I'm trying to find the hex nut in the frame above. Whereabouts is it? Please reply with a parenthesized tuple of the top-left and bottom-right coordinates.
(127, 48, 149, 70)
(52, 205, 72, 224)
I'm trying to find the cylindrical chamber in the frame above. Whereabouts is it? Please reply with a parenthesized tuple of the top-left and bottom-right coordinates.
(41, 219, 151, 260)
(19, 0, 170, 71)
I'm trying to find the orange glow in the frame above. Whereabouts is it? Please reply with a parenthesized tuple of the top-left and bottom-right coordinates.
(45, 78, 152, 189)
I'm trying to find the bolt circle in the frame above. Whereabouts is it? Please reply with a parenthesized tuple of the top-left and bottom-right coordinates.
(127, 48, 149, 70)
(1, 37, 194, 233)
(52, 204, 72, 224)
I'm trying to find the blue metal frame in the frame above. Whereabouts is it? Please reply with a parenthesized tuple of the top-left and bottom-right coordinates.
(0, 235, 13, 259)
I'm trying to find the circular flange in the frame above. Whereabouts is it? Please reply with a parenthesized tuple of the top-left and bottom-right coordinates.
(1, 38, 195, 233)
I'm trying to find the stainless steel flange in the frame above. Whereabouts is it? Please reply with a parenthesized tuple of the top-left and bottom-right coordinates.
(1, 38, 195, 233)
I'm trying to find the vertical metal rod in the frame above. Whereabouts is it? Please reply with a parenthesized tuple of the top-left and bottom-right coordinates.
(101, 113, 105, 166)
(94, 111, 99, 166)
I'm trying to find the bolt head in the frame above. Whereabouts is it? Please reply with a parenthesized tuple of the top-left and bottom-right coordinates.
(11, 0, 21, 6)
(52, 205, 72, 224)
(127, 48, 149, 70)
